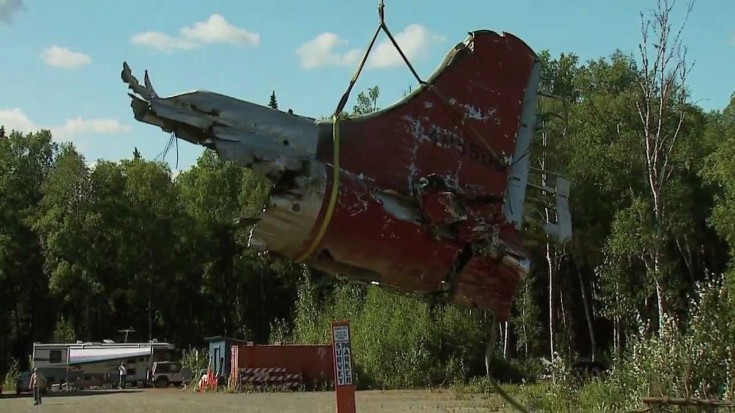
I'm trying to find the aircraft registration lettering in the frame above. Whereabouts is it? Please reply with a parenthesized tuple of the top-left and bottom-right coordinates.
(427, 126, 497, 168)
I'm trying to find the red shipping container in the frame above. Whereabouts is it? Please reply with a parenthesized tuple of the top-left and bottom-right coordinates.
(231, 343, 334, 389)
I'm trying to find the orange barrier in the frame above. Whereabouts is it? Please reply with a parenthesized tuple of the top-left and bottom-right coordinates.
(196, 368, 217, 392)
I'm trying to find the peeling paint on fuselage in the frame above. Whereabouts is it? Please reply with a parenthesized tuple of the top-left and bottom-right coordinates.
(458, 103, 501, 125)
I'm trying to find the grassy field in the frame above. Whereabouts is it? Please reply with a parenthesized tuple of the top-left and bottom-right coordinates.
(0, 388, 517, 412)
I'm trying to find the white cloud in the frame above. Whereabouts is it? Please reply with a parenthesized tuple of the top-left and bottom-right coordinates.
(131, 14, 259, 52)
(367, 24, 445, 69)
(0, 0, 24, 25)
(295, 32, 362, 69)
(52, 117, 131, 140)
(0, 109, 131, 141)
(41, 45, 92, 69)
(0, 108, 37, 133)
(130, 32, 197, 52)
(181, 14, 259, 45)
(295, 24, 444, 70)
(729, 33, 735, 46)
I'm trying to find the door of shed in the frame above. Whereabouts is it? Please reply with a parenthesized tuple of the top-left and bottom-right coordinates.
(204, 336, 246, 378)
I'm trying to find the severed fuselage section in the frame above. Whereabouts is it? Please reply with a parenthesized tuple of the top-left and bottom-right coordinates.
(121, 30, 571, 322)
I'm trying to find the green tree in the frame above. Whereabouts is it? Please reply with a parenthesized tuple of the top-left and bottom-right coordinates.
(52, 317, 76, 343)
(352, 86, 380, 115)
(702, 93, 735, 258)
(0, 129, 57, 372)
(268, 91, 279, 110)
(512, 274, 542, 358)
(33, 143, 96, 339)
(117, 156, 179, 341)
(630, 0, 696, 330)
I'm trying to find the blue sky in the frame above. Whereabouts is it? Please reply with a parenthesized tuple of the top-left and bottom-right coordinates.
(1, 0, 733, 173)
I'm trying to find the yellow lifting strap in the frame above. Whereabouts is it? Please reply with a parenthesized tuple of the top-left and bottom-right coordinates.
(294, 1, 408, 263)
(293, 2, 383, 264)
(294, 0, 507, 263)
(294, 114, 342, 263)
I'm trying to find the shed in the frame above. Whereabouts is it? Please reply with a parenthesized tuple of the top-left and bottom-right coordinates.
(204, 336, 246, 378)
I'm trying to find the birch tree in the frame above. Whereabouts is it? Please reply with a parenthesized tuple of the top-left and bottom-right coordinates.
(634, 0, 695, 329)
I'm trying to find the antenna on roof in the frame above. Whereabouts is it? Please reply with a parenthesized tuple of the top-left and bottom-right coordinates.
(118, 327, 136, 343)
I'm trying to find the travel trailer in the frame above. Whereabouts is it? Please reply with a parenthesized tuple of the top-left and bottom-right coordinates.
(32, 340, 175, 387)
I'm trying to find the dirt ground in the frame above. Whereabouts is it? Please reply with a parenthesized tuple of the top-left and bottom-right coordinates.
(0, 388, 513, 412)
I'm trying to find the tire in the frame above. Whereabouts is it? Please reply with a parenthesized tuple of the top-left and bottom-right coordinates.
(155, 377, 169, 389)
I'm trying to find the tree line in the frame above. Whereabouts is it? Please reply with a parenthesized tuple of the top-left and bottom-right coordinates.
(2, 0, 735, 408)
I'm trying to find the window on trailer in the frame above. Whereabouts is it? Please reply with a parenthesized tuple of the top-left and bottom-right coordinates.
(49, 350, 62, 363)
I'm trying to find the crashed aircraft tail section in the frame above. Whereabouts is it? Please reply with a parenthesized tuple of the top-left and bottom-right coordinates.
(121, 30, 572, 322)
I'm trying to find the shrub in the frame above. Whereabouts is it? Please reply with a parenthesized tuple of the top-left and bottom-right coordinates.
(289, 273, 492, 390)
(3, 358, 21, 391)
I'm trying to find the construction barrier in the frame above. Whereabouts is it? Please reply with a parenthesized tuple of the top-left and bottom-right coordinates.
(237, 367, 302, 391)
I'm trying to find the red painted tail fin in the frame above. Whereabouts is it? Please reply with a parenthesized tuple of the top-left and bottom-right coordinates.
(316, 30, 540, 216)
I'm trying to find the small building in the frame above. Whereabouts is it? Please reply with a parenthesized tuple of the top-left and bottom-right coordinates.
(204, 336, 246, 379)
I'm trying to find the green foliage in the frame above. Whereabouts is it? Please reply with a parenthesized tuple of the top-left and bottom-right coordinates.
(180, 347, 209, 372)
(347, 287, 435, 389)
(267, 318, 290, 344)
(604, 274, 735, 406)
(511, 274, 542, 358)
(289, 274, 490, 389)
(268, 91, 278, 110)
(2, 357, 20, 391)
(179, 347, 209, 391)
(52, 316, 75, 343)
(515, 272, 735, 411)
(290, 267, 326, 344)
(702, 94, 735, 256)
(351, 86, 380, 115)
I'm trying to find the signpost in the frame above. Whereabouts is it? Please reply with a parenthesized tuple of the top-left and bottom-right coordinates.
(331, 320, 356, 413)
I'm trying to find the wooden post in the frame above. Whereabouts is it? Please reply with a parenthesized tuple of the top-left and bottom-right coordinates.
(331, 320, 356, 413)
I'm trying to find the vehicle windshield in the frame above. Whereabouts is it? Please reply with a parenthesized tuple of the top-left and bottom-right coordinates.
(153, 362, 181, 374)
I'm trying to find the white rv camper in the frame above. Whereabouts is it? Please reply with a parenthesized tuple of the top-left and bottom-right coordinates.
(32, 340, 175, 387)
